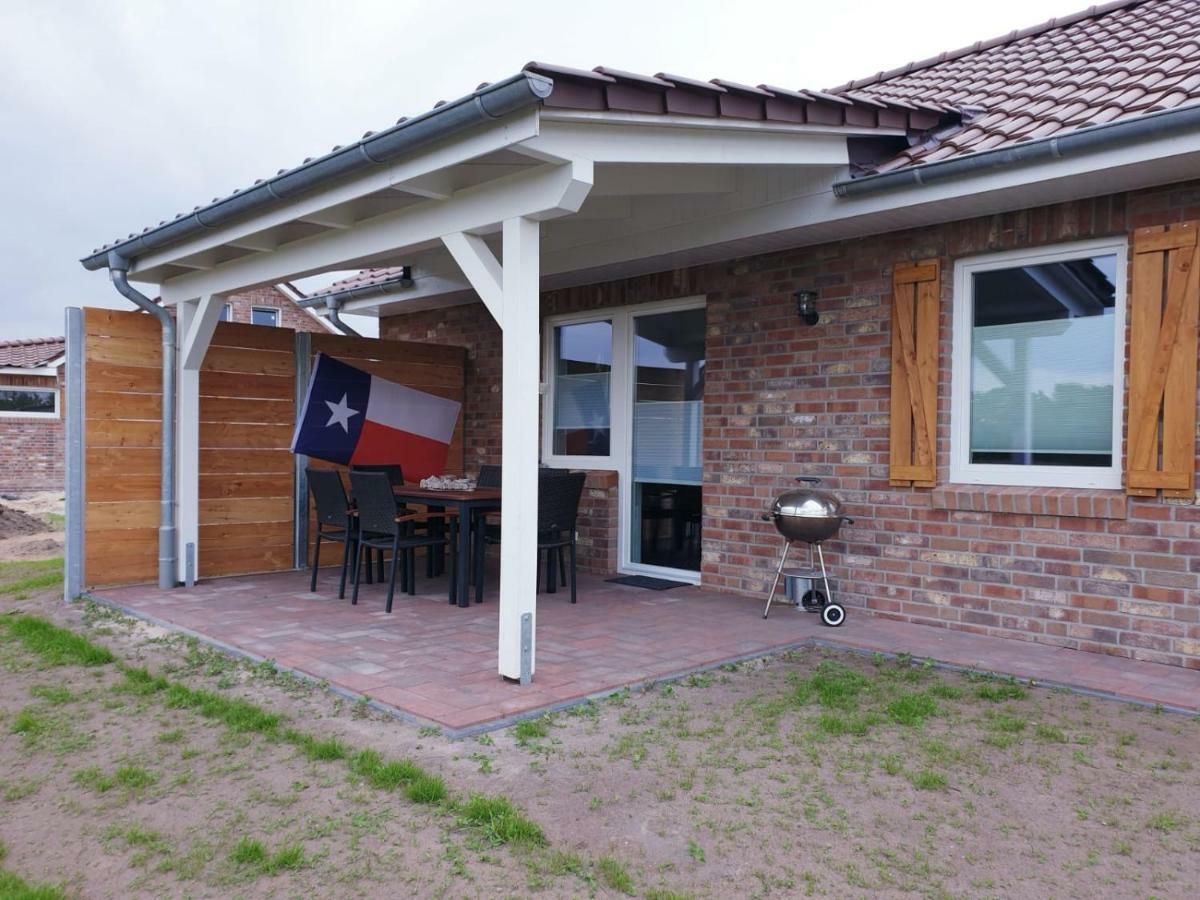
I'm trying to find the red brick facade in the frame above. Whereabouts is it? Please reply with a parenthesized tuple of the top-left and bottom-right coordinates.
(380, 179, 1200, 669)
(0, 371, 64, 493)
(217, 286, 333, 333)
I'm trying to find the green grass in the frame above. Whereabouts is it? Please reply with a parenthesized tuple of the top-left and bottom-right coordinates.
(404, 774, 448, 805)
(513, 716, 551, 744)
(908, 769, 948, 790)
(348, 749, 423, 790)
(229, 837, 267, 866)
(286, 730, 349, 762)
(458, 794, 546, 846)
(886, 691, 939, 726)
(597, 856, 635, 894)
(228, 837, 306, 875)
(28, 684, 73, 705)
(975, 679, 1027, 702)
(0, 558, 63, 598)
(9, 708, 50, 745)
(0, 614, 113, 666)
(0, 841, 65, 900)
(795, 662, 871, 710)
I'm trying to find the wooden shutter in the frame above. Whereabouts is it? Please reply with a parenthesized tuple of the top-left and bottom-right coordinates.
(889, 259, 940, 487)
(1126, 221, 1200, 498)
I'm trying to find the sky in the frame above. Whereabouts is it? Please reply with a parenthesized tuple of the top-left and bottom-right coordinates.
(0, 0, 1090, 340)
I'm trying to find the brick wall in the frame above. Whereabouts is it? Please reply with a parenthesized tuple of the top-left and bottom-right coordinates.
(381, 179, 1200, 667)
(0, 371, 64, 493)
(223, 286, 331, 333)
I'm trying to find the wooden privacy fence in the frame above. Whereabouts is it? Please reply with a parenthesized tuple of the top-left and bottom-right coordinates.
(80, 307, 466, 588)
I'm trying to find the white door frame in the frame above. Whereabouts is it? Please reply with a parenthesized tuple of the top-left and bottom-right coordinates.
(542, 294, 707, 584)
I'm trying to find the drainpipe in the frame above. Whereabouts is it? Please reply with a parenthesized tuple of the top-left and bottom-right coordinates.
(325, 297, 361, 337)
(107, 251, 177, 589)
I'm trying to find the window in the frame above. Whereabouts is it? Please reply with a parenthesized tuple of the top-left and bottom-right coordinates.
(218, 303, 232, 322)
(951, 240, 1127, 489)
(251, 306, 279, 327)
(550, 320, 612, 457)
(0, 387, 58, 418)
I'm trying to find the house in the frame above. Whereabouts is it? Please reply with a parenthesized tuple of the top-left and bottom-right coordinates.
(0, 337, 65, 493)
(74, 0, 1200, 681)
(0, 286, 333, 495)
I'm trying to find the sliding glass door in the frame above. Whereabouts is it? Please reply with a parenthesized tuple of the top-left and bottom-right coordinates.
(629, 306, 706, 575)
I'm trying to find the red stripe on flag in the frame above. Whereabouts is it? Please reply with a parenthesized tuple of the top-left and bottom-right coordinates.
(349, 419, 451, 482)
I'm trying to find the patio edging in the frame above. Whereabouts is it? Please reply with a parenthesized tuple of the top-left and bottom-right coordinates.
(80, 592, 1197, 739)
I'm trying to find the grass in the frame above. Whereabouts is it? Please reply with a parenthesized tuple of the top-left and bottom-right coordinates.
(0, 841, 65, 900)
(228, 837, 306, 875)
(908, 769, 948, 790)
(458, 794, 546, 847)
(0, 558, 63, 599)
(597, 856, 635, 894)
(0, 613, 113, 666)
(513, 716, 551, 744)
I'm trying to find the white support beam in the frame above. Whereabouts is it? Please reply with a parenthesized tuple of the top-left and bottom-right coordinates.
(299, 207, 358, 230)
(159, 159, 593, 303)
(391, 173, 454, 200)
(132, 110, 540, 279)
(441, 232, 504, 326)
(497, 215, 541, 682)
(592, 166, 736, 197)
(175, 294, 222, 585)
(520, 121, 849, 166)
(228, 231, 280, 252)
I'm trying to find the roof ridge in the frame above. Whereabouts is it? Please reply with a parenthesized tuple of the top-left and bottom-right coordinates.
(827, 0, 1152, 93)
(0, 336, 64, 349)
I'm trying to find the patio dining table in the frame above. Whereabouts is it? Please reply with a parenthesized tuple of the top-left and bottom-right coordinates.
(392, 485, 501, 608)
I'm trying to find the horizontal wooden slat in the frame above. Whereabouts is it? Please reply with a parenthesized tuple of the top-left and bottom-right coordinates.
(86, 501, 159, 530)
(312, 333, 467, 366)
(1133, 226, 1198, 254)
(333, 361, 464, 390)
(199, 496, 292, 526)
(86, 419, 160, 448)
(199, 397, 293, 425)
(200, 545, 294, 578)
(199, 423, 293, 450)
(891, 262, 938, 285)
(199, 474, 292, 499)
(209, 320, 296, 352)
(202, 345, 294, 377)
(199, 370, 294, 400)
(87, 447, 160, 477)
(85, 527, 157, 556)
(85, 555, 157, 588)
(199, 449, 293, 474)
(198, 521, 293, 549)
(85, 335, 163, 368)
(86, 391, 162, 421)
(84, 307, 162, 340)
(84, 362, 161, 394)
(87, 474, 162, 502)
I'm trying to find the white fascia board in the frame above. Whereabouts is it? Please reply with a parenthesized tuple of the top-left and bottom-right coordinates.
(540, 108, 905, 137)
(159, 158, 592, 303)
(520, 119, 849, 166)
(0, 364, 60, 376)
(130, 109, 540, 280)
(537, 133, 1200, 282)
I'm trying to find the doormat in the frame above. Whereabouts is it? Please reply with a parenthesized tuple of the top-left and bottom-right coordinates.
(606, 575, 690, 591)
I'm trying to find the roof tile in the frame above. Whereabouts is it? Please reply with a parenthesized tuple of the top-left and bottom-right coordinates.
(0, 337, 65, 368)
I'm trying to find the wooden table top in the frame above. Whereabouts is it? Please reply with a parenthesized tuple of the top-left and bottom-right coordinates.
(392, 486, 501, 503)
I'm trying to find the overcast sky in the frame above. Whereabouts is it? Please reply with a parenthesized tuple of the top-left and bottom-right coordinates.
(0, 0, 1087, 340)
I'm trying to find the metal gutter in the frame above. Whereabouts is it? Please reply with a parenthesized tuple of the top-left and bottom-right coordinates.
(107, 252, 177, 590)
(296, 267, 415, 309)
(833, 102, 1200, 198)
(79, 73, 553, 271)
(324, 298, 361, 337)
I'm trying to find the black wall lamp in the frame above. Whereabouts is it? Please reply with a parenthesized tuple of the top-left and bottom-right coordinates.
(795, 290, 819, 326)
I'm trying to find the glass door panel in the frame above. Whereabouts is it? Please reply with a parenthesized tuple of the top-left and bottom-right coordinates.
(630, 307, 705, 572)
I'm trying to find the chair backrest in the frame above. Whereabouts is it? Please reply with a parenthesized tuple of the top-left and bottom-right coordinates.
(351, 463, 404, 488)
(477, 464, 501, 488)
(308, 468, 349, 527)
(349, 471, 398, 536)
(538, 471, 587, 535)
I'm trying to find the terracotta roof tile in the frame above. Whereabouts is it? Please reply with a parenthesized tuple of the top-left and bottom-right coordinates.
(0, 337, 65, 368)
(832, 0, 1200, 172)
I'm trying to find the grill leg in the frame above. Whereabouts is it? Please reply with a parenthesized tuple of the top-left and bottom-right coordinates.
(816, 543, 832, 602)
(763, 538, 791, 619)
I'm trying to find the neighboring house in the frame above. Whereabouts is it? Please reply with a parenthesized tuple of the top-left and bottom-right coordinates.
(0, 286, 332, 494)
(0, 337, 65, 493)
(77, 0, 1200, 677)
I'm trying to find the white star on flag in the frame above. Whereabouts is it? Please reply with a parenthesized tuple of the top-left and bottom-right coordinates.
(324, 393, 360, 433)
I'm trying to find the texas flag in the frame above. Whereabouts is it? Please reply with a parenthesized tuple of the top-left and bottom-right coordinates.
(291, 353, 461, 480)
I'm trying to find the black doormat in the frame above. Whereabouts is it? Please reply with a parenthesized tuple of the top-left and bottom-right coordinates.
(606, 575, 690, 591)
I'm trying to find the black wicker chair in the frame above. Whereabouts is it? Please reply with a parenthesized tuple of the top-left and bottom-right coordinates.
(476, 464, 501, 487)
(348, 471, 457, 612)
(475, 470, 587, 604)
(307, 467, 357, 598)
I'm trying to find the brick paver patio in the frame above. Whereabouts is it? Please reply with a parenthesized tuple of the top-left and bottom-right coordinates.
(92, 567, 1198, 735)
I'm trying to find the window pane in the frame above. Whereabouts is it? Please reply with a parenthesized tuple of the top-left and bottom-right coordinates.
(970, 254, 1116, 467)
(0, 388, 56, 413)
(553, 321, 611, 456)
(251, 307, 279, 327)
(218, 304, 231, 322)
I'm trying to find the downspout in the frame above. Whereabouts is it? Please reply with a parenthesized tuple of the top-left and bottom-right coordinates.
(107, 251, 177, 589)
(325, 298, 361, 337)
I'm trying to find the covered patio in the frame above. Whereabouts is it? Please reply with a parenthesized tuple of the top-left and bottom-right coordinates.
(91, 565, 1199, 735)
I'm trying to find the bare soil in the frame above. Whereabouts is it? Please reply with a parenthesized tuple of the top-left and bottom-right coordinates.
(1, 565, 1198, 899)
(0, 492, 63, 560)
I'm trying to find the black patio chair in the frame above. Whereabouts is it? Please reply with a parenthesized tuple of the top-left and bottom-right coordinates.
(475, 470, 586, 604)
(351, 462, 446, 577)
(348, 471, 457, 612)
(307, 467, 358, 598)
(476, 464, 501, 487)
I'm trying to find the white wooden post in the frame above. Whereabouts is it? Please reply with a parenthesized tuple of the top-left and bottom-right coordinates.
(498, 216, 541, 681)
(175, 294, 224, 585)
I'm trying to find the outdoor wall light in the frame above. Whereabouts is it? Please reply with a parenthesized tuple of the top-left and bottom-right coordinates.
(795, 290, 819, 326)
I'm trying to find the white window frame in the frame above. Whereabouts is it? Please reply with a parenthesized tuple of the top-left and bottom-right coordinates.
(950, 238, 1128, 490)
(251, 306, 280, 327)
(542, 295, 707, 583)
(0, 385, 60, 419)
(218, 302, 233, 322)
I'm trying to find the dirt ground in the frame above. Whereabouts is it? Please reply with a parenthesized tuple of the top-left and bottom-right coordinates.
(1, 559, 1198, 898)
(0, 491, 64, 561)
